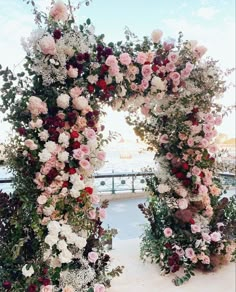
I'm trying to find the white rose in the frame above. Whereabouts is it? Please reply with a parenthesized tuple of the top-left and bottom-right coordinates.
(45, 141, 57, 153)
(22, 264, 34, 277)
(105, 75, 112, 85)
(117, 85, 127, 97)
(65, 232, 78, 245)
(38, 130, 49, 141)
(57, 94, 70, 109)
(48, 220, 61, 234)
(72, 96, 88, 110)
(50, 256, 62, 268)
(75, 236, 87, 249)
(151, 76, 166, 91)
(70, 188, 81, 198)
(39, 149, 51, 162)
(87, 74, 98, 84)
(115, 73, 123, 83)
(57, 239, 68, 251)
(178, 198, 188, 210)
(43, 205, 55, 216)
(45, 234, 58, 248)
(59, 249, 73, 263)
(60, 224, 72, 237)
(43, 249, 51, 261)
(157, 184, 170, 194)
(151, 29, 163, 43)
(58, 151, 69, 162)
(37, 195, 48, 205)
(58, 132, 70, 147)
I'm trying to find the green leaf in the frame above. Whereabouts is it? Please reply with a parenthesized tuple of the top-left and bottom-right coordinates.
(86, 18, 91, 25)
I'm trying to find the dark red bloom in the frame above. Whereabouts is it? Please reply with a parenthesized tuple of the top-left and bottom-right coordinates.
(28, 284, 37, 292)
(17, 127, 26, 136)
(108, 85, 115, 92)
(69, 168, 76, 175)
(53, 29, 62, 39)
(163, 58, 169, 65)
(62, 181, 69, 188)
(152, 64, 159, 72)
(84, 52, 90, 61)
(2, 281, 11, 290)
(189, 218, 195, 224)
(70, 131, 79, 139)
(171, 264, 180, 273)
(175, 172, 185, 180)
(85, 187, 93, 195)
(38, 277, 44, 283)
(77, 53, 84, 62)
(88, 84, 95, 93)
(171, 168, 178, 174)
(97, 79, 107, 90)
(183, 179, 191, 187)
(72, 141, 81, 149)
(43, 279, 50, 286)
(192, 107, 199, 114)
(168, 257, 175, 266)
(164, 243, 172, 249)
(42, 268, 48, 275)
(182, 163, 189, 170)
(100, 64, 109, 74)
(47, 168, 59, 182)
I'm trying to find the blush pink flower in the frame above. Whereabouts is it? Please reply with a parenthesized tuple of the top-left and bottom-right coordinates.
(50, 1, 68, 22)
(25, 139, 38, 150)
(209, 185, 221, 196)
(40, 285, 54, 292)
(97, 151, 106, 161)
(159, 134, 169, 144)
(166, 152, 174, 160)
(88, 251, 99, 263)
(208, 144, 218, 153)
(167, 52, 179, 63)
(28, 96, 48, 116)
(192, 166, 201, 176)
(198, 184, 208, 196)
(84, 128, 96, 140)
(187, 137, 194, 147)
(94, 284, 106, 292)
(98, 208, 106, 220)
(214, 115, 222, 126)
(202, 233, 211, 242)
(39, 35, 56, 55)
(73, 149, 84, 160)
(80, 145, 90, 155)
(181, 68, 191, 79)
(178, 198, 188, 210)
(141, 105, 150, 116)
(200, 138, 209, 148)
(151, 29, 163, 43)
(169, 72, 180, 81)
(70, 86, 83, 98)
(194, 45, 207, 59)
(136, 52, 147, 64)
(210, 231, 221, 242)
(109, 65, 120, 76)
(90, 194, 100, 204)
(140, 79, 149, 90)
(119, 53, 132, 66)
(191, 224, 201, 234)
(79, 159, 91, 170)
(202, 255, 210, 265)
(141, 64, 152, 78)
(166, 62, 176, 72)
(185, 247, 196, 259)
(88, 209, 96, 219)
(164, 227, 173, 238)
(105, 55, 118, 67)
(67, 66, 78, 78)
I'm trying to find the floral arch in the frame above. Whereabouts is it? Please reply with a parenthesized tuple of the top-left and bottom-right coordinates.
(0, 1, 235, 291)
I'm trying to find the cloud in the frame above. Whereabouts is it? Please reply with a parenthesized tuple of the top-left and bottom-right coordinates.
(196, 6, 219, 20)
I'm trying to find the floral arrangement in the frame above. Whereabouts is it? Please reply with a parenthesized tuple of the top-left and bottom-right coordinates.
(0, 0, 235, 290)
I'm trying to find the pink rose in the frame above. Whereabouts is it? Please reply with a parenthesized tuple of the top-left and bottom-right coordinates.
(169, 72, 180, 81)
(159, 134, 169, 144)
(166, 152, 174, 160)
(194, 45, 207, 59)
(167, 52, 179, 63)
(166, 62, 176, 72)
(198, 184, 208, 195)
(84, 128, 96, 140)
(141, 64, 152, 78)
(185, 248, 196, 259)
(178, 133, 187, 141)
(28, 96, 48, 116)
(80, 145, 90, 155)
(214, 115, 222, 126)
(136, 52, 147, 64)
(185, 62, 194, 71)
(79, 159, 91, 170)
(88, 209, 96, 219)
(202, 233, 211, 242)
(25, 139, 38, 150)
(73, 149, 84, 160)
(88, 251, 98, 263)
(202, 255, 210, 264)
(72, 96, 88, 111)
(151, 29, 163, 43)
(191, 224, 201, 234)
(67, 66, 78, 78)
(94, 284, 106, 292)
(181, 68, 190, 79)
(208, 144, 217, 153)
(119, 53, 132, 66)
(109, 65, 120, 77)
(40, 285, 54, 292)
(97, 151, 106, 161)
(63, 286, 75, 292)
(70, 86, 83, 98)
(39, 35, 56, 55)
(205, 113, 214, 124)
(37, 195, 48, 205)
(164, 227, 172, 238)
(178, 198, 188, 210)
(105, 55, 118, 67)
(98, 208, 106, 220)
(192, 166, 201, 176)
(130, 82, 138, 91)
(210, 231, 221, 242)
(200, 138, 209, 148)
(50, 1, 68, 22)
(140, 79, 149, 90)
(90, 194, 100, 204)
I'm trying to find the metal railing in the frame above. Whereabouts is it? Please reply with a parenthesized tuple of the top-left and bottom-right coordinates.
(0, 171, 235, 194)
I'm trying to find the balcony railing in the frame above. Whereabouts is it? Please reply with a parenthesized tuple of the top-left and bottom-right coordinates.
(0, 171, 235, 194)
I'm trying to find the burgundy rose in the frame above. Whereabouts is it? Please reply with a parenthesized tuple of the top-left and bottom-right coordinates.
(43, 279, 50, 286)
(152, 64, 159, 72)
(47, 168, 59, 182)
(171, 264, 180, 273)
(183, 179, 191, 186)
(88, 84, 95, 93)
(70, 131, 79, 139)
(175, 172, 185, 180)
(71, 141, 81, 149)
(189, 218, 195, 224)
(69, 168, 76, 175)
(164, 243, 172, 249)
(77, 53, 84, 62)
(182, 163, 189, 170)
(28, 284, 37, 292)
(168, 257, 175, 266)
(17, 127, 26, 136)
(53, 29, 62, 39)
(2, 281, 11, 290)
(96, 79, 107, 90)
(84, 52, 90, 61)
(85, 187, 93, 195)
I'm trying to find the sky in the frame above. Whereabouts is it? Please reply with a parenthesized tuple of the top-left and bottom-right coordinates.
(0, 0, 235, 143)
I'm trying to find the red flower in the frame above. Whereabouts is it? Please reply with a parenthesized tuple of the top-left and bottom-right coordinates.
(96, 79, 107, 90)
(88, 84, 95, 93)
(62, 181, 69, 188)
(189, 218, 195, 224)
(43, 279, 50, 286)
(53, 29, 62, 39)
(192, 107, 199, 114)
(85, 187, 93, 195)
(182, 163, 189, 170)
(2, 281, 11, 290)
(164, 243, 172, 249)
(175, 172, 185, 180)
(17, 127, 26, 136)
(183, 179, 191, 186)
(42, 268, 48, 275)
(72, 141, 81, 149)
(70, 131, 79, 139)
(28, 284, 37, 292)
(69, 168, 76, 175)
(199, 172, 204, 178)
(171, 168, 178, 174)
(152, 64, 159, 72)
(100, 64, 109, 74)
(171, 264, 180, 273)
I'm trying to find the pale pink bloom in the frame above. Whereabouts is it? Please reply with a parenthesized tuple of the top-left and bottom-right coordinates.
(39, 35, 56, 55)
(84, 128, 96, 140)
(166, 62, 176, 72)
(163, 227, 173, 238)
(169, 72, 180, 81)
(210, 231, 221, 242)
(94, 284, 106, 292)
(146, 51, 155, 63)
(202, 255, 210, 264)
(109, 65, 120, 77)
(29, 119, 43, 129)
(88, 209, 96, 219)
(25, 139, 38, 150)
(151, 29, 163, 43)
(28, 96, 48, 116)
(200, 138, 209, 148)
(175, 186, 188, 198)
(208, 144, 218, 153)
(159, 134, 169, 144)
(192, 166, 201, 176)
(50, 1, 68, 22)
(70, 86, 83, 98)
(176, 248, 185, 257)
(80, 145, 90, 155)
(209, 185, 221, 196)
(203, 124, 213, 133)
(191, 224, 201, 234)
(37, 195, 48, 205)
(178, 133, 187, 140)
(67, 66, 78, 78)
(141, 105, 150, 116)
(181, 68, 190, 79)
(166, 152, 174, 160)
(194, 45, 207, 59)
(214, 115, 222, 126)
(191, 125, 201, 135)
(187, 137, 194, 147)
(217, 222, 224, 229)
(40, 285, 54, 292)
(136, 52, 147, 64)
(202, 233, 211, 242)
(204, 205, 214, 218)
(97, 151, 106, 161)
(119, 53, 132, 66)
(88, 251, 99, 263)
(130, 82, 138, 91)
(198, 184, 208, 195)
(167, 52, 179, 63)
(178, 198, 188, 210)
(185, 62, 194, 71)
(90, 194, 100, 204)
(76, 116, 87, 129)
(73, 149, 84, 160)
(62, 286, 75, 292)
(185, 248, 196, 259)
(205, 113, 214, 124)
(105, 55, 118, 67)
(195, 154, 202, 161)
(79, 159, 91, 170)
(141, 79, 149, 90)
(99, 208, 106, 220)
(141, 64, 152, 78)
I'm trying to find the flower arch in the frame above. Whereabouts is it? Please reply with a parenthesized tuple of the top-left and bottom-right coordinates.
(0, 1, 235, 291)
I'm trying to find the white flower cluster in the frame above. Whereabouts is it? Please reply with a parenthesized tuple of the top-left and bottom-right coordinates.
(44, 221, 87, 267)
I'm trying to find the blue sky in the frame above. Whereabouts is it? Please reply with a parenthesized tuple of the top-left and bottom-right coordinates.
(0, 0, 235, 142)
